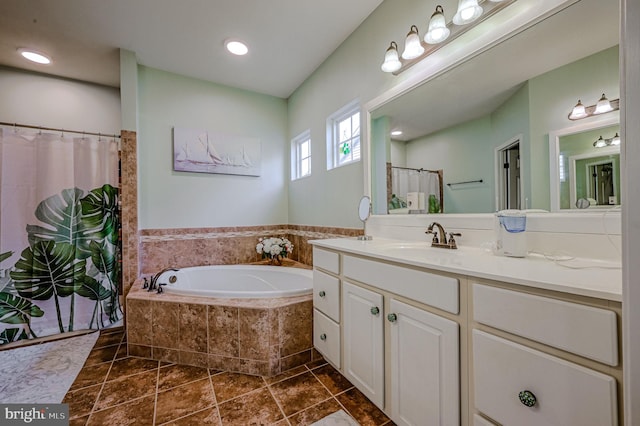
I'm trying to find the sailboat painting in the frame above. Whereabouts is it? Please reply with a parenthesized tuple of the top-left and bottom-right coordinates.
(173, 127, 261, 176)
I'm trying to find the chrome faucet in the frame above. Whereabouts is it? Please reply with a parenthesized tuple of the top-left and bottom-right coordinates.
(426, 222, 461, 249)
(149, 267, 179, 292)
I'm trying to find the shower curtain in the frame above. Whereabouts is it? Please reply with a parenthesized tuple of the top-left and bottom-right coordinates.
(390, 168, 440, 213)
(0, 128, 122, 345)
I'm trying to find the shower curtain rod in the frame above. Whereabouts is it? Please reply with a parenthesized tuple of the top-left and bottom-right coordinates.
(391, 165, 439, 174)
(0, 121, 121, 139)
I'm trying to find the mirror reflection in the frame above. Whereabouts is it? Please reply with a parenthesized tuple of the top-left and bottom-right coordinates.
(369, 0, 619, 214)
(550, 119, 620, 211)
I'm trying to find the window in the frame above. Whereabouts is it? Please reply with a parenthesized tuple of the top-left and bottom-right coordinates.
(327, 101, 361, 169)
(291, 130, 311, 180)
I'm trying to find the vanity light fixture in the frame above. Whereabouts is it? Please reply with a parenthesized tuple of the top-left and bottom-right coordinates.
(593, 136, 607, 148)
(453, 0, 483, 25)
(568, 100, 587, 120)
(18, 48, 51, 65)
(568, 93, 620, 120)
(391, 130, 403, 136)
(402, 25, 425, 60)
(593, 133, 621, 148)
(381, 42, 402, 72)
(425, 6, 450, 44)
(381, 0, 517, 75)
(594, 93, 614, 114)
(611, 132, 621, 145)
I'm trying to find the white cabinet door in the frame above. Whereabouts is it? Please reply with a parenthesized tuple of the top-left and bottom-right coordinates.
(388, 299, 460, 426)
(342, 281, 385, 408)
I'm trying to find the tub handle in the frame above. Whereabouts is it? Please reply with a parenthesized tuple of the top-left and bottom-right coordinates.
(142, 277, 149, 289)
(320, 333, 327, 341)
(157, 283, 166, 294)
(319, 290, 326, 298)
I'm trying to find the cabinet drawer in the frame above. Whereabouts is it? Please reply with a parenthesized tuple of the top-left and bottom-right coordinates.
(313, 309, 341, 368)
(313, 247, 340, 274)
(473, 283, 618, 366)
(313, 270, 340, 322)
(343, 255, 459, 314)
(473, 330, 617, 426)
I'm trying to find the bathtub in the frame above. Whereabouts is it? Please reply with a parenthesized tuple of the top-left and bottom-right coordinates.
(155, 264, 313, 298)
(127, 263, 317, 377)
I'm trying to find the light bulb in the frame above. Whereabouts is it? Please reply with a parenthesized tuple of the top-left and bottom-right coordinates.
(594, 93, 613, 114)
(18, 49, 51, 64)
(568, 100, 587, 120)
(453, 0, 483, 25)
(225, 39, 248, 56)
(610, 133, 621, 146)
(381, 42, 402, 73)
(425, 6, 450, 44)
(402, 25, 425, 60)
(593, 136, 607, 148)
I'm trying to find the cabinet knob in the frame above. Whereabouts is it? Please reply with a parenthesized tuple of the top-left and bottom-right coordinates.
(319, 333, 327, 341)
(370, 306, 380, 315)
(318, 290, 326, 297)
(387, 313, 397, 322)
(518, 390, 537, 407)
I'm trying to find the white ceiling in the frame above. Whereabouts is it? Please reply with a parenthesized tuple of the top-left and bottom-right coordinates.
(0, 0, 384, 98)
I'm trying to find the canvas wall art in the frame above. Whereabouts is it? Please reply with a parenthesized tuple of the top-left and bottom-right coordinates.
(173, 127, 261, 176)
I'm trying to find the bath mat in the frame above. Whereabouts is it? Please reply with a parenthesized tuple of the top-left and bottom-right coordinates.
(0, 331, 99, 403)
(311, 409, 360, 426)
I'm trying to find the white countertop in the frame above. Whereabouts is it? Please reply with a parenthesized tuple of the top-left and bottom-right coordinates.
(310, 237, 622, 302)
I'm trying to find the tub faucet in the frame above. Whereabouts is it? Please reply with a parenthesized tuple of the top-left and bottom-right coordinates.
(426, 222, 461, 249)
(149, 267, 179, 292)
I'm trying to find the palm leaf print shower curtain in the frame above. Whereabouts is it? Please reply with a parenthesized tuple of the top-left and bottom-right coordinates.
(0, 128, 123, 345)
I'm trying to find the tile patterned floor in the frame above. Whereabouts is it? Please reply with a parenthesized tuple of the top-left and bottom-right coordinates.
(64, 328, 394, 425)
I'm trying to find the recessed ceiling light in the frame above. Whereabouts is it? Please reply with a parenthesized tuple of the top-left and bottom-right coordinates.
(225, 39, 248, 56)
(391, 130, 403, 136)
(18, 48, 51, 64)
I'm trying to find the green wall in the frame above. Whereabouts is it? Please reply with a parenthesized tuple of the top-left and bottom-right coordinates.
(528, 45, 619, 210)
(137, 66, 288, 229)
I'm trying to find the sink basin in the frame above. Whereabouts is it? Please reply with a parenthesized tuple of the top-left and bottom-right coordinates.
(370, 241, 484, 262)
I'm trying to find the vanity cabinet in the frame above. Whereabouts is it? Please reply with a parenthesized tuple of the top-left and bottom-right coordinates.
(312, 248, 342, 368)
(313, 248, 461, 426)
(311, 243, 622, 426)
(471, 282, 620, 426)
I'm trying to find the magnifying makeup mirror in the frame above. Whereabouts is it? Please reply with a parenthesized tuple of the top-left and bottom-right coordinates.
(357, 196, 373, 241)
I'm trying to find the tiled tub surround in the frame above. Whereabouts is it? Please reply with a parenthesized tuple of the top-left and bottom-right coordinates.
(139, 225, 363, 275)
(126, 283, 316, 376)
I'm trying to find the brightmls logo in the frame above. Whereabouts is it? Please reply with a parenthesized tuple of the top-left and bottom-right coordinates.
(0, 404, 68, 425)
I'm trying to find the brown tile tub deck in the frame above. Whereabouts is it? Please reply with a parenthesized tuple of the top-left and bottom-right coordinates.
(126, 275, 315, 377)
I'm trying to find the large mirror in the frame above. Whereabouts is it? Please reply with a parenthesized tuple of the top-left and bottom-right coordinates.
(369, 0, 619, 214)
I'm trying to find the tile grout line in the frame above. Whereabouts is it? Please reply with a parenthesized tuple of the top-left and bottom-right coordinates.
(85, 336, 120, 423)
(264, 376, 290, 425)
(208, 370, 224, 426)
(152, 359, 160, 426)
(307, 367, 358, 423)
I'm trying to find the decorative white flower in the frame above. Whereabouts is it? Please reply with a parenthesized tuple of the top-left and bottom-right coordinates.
(256, 236, 294, 260)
